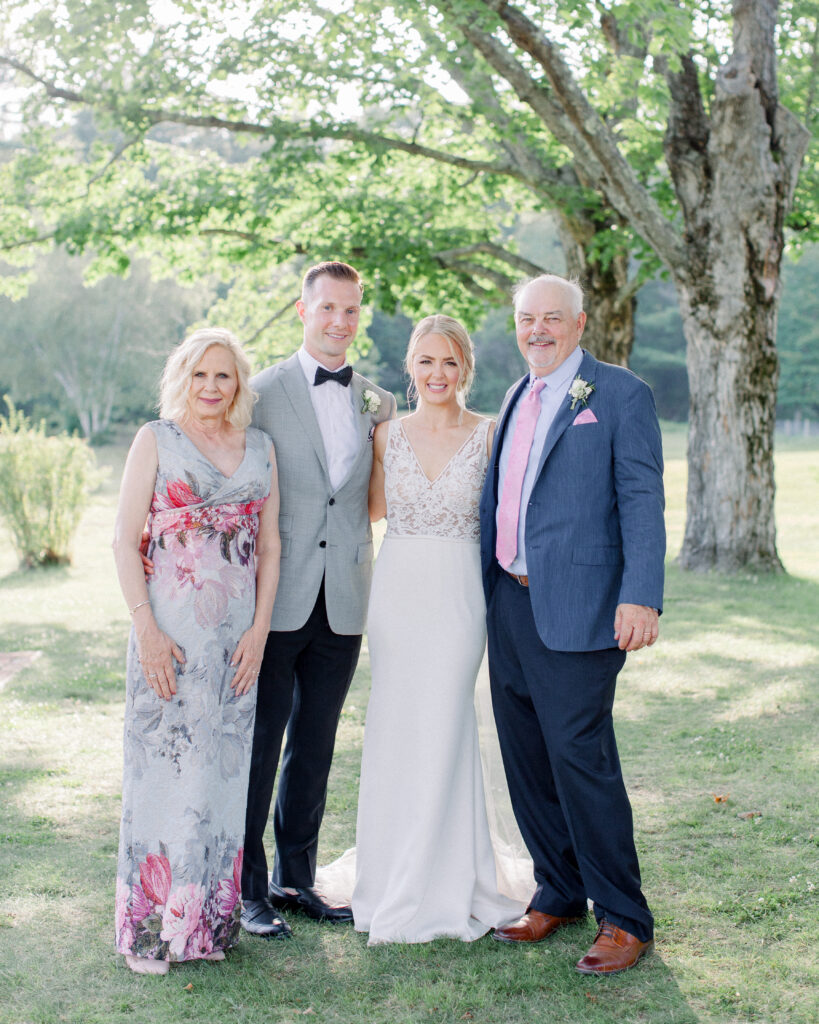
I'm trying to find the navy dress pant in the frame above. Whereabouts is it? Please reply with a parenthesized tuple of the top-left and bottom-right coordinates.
(487, 570, 653, 942)
(242, 580, 361, 899)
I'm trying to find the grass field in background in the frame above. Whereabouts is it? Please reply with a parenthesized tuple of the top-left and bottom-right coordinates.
(0, 426, 816, 1024)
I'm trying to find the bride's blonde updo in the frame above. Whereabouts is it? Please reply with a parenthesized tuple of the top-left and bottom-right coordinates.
(404, 314, 476, 408)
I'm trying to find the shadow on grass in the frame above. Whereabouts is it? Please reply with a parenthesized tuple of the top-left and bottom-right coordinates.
(0, 562, 74, 590)
(663, 565, 819, 644)
(0, 748, 703, 1024)
(205, 919, 702, 1024)
(0, 620, 125, 705)
(2, 559, 815, 1020)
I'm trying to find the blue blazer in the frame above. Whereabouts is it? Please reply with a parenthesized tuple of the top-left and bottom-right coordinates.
(479, 349, 666, 652)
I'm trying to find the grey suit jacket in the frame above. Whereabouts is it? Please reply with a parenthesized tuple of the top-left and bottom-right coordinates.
(252, 353, 396, 634)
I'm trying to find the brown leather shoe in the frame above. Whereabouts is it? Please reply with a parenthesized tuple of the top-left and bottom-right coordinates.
(575, 920, 654, 975)
(492, 909, 584, 944)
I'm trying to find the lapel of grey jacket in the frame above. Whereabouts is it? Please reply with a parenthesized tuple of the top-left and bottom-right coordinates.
(350, 374, 372, 448)
(533, 347, 595, 480)
(279, 353, 330, 480)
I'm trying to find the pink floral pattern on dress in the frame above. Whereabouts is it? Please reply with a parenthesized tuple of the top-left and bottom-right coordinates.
(161, 883, 206, 958)
(140, 852, 172, 906)
(117, 420, 271, 964)
(117, 849, 245, 962)
(215, 848, 243, 917)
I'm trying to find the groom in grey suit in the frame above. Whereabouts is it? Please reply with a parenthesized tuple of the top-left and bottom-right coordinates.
(241, 261, 396, 938)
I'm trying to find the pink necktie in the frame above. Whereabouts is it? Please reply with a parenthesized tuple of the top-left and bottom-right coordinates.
(496, 378, 546, 569)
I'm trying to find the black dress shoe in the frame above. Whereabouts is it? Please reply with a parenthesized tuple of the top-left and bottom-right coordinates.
(268, 883, 353, 923)
(240, 897, 293, 938)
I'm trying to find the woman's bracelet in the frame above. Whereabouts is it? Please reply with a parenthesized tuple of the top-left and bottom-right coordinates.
(129, 599, 151, 615)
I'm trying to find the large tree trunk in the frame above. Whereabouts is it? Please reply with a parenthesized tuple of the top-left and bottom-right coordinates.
(669, 0, 809, 571)
(676, 281, 781, 571)
(471, 0, 809, 573)
(558, 214, 634, 367)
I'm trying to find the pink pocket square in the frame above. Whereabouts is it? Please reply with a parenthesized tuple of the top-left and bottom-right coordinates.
(573, 408, 598, 425)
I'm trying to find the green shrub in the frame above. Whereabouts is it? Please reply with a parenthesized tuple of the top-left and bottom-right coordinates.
(0, 398, 102, 567)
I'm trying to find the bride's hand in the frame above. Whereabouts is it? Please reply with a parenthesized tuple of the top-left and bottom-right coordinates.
(134, 614, 185, 701)
(230, 626, 267, 695)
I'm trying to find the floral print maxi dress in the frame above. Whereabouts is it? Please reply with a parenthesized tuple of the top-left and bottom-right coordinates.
(115, 420, 271, 963)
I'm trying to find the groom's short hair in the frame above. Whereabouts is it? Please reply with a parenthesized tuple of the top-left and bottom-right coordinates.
(302, 261, 364, 298)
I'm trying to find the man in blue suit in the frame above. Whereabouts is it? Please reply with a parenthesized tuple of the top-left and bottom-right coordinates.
(479, 274, 665, 975)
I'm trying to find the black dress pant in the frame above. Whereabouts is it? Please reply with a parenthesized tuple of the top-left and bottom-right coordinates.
(242, 581, 361, 899)
(487, 571, 653, 942)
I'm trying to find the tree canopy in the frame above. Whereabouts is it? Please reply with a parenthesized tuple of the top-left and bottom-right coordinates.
(1, 0, 816, 570)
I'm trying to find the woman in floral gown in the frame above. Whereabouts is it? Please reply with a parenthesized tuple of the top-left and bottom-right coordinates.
(112, 328, 280, 975)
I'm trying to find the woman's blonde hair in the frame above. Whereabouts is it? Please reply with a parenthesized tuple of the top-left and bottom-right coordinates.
(159, 327, 256, 429)
(404, 314, 475, 408)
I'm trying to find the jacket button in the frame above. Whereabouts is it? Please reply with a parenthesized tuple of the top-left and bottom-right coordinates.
(319, 540, 326, 548)
(329, 498, 335, 505)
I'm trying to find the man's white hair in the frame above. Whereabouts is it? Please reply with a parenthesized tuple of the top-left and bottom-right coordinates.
(513, 274, 584, 317)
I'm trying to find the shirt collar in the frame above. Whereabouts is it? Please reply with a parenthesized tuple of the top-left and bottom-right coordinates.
(298, 345, 351, 385)
(528, 345, 583, 393)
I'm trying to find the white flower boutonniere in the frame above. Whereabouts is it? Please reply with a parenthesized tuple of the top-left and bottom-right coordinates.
(568, 376, 595, 411)
(361, 389, 381, 415)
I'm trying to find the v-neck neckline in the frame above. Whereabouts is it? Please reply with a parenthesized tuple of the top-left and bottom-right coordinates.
(398, 419, 483, 485)
(172, 421, 248, 480)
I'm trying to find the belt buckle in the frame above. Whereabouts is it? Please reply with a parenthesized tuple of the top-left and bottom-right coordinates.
(505, 569, 529, 587)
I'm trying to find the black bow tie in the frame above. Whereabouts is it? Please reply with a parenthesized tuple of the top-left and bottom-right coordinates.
(314, 365, 353, 387)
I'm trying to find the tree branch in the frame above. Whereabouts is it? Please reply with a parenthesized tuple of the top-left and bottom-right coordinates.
(595, 3, 649, 59)
(433, 240, 546, 278)
(436, 256, 514, 293)
(86, 136, 141, 187)
(245, 297, 298, 346)
(447, 270, 497, 302)
(451, 1, 686, 269)
(1, 231, 58, 252)
(408, 17, 569, 195)
(200, 228, 266, 243)
(0, 55, 86, 103)
(616, 271, 648, 307)
(1, 54, 537, 187)
(661, 54, 711, 229)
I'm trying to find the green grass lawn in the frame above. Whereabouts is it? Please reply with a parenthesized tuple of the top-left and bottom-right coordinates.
(0, 427, 816, 1024)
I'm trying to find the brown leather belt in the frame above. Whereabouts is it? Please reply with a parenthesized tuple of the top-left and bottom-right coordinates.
(503, 569, 529, 587)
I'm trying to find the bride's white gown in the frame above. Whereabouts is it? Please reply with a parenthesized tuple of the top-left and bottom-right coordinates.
(320, 418, 532, 944)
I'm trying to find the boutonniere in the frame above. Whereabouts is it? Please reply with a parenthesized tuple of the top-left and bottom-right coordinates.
(568, 376, 595, 410)
(361, 389, 381, 414)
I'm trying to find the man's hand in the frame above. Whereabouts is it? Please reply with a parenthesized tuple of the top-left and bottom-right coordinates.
(614, 604, 659, 652)
(140, 528, 155, 576)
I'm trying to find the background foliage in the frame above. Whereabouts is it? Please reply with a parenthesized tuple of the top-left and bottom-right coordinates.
(3, 230, 817, 432)
(0, 400, 102, 566)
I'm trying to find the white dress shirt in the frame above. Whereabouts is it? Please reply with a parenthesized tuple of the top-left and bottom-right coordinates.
(496, 346, 584, 575)
(297, 346, 360, 491)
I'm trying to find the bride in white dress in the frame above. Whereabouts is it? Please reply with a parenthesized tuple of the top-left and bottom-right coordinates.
(324, 315, 533, 944)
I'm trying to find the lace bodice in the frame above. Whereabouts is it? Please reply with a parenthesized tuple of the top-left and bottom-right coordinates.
(384, 418, 491, 541)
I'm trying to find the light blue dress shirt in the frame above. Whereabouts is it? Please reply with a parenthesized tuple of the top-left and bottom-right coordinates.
(496, 346, 584, 575)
